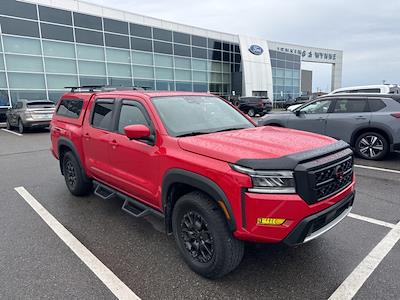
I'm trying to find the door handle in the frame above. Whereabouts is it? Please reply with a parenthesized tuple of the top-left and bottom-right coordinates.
(84, 133, 91, 140)
(110, 139, 118, 149)
(355, 116, 367, 120)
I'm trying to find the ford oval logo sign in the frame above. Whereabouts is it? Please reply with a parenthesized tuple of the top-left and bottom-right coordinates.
(249, 45, 263, 55)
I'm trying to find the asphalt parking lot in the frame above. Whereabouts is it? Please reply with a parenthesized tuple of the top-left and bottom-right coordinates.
(0, 128, 399, 299)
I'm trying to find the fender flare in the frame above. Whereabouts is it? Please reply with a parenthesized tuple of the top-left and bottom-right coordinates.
(57, 137, 89, 180)
(162, 169, 236, 231)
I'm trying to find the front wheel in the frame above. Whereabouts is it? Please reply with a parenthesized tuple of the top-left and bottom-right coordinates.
(62, 152, 92, 196)
(172, 191, 244, 279)
(355, 132, 388, 160)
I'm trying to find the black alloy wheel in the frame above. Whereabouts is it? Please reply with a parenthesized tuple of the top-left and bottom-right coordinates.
(180, 211, 214, 263)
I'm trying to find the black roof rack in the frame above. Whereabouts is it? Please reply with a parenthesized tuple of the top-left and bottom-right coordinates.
(64, 85, 151, 93)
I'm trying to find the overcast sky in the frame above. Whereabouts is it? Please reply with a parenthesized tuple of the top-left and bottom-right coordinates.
(88, 0, 399, 92)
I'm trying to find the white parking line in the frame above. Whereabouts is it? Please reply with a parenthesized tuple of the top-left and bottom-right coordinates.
(355, 164, 400, 174)
(1, 128, 23, 136)
(348, 213, 396, 229)
(329, 220, 400, 300)
(14, 187, 140, 300)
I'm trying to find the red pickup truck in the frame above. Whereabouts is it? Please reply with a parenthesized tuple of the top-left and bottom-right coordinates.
(50, 87, 355, 278)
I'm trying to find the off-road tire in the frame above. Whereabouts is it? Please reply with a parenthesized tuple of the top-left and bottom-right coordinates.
(172, 191, 244, 279)
(62, 151, 92, 196)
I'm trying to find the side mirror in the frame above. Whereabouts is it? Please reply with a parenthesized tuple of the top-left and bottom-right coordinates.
(295, 110, 302, 117)
(124, 124, 151, 140)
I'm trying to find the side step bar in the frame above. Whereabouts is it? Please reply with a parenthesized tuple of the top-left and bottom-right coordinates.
(92, 180, 164, 219)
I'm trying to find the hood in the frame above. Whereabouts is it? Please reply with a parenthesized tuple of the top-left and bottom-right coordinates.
(178, 126, 336, 163)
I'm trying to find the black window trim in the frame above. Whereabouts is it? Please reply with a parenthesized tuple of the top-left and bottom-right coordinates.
(55, 98, 84, 119)
(90, 98, 116, 131)
(115, 98, 156, 145)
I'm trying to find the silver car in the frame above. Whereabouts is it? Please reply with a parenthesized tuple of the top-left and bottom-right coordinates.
(6, 100, 55, 133)
(258, 94, 400, 160)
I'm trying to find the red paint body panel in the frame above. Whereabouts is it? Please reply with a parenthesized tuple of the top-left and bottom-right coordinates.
(50, 90, 355, 244)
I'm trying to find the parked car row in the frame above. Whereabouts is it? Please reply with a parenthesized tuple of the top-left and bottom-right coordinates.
(259, 93, 400, 160)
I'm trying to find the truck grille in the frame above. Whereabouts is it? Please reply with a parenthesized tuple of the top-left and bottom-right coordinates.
(313, 156, 353, 201)
(294, 148, 354, 204)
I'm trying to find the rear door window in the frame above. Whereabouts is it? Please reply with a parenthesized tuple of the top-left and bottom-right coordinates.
(91, 99, 115, 130)
(368, 99, 386, 112)
(56, 98, 83, 118)
(332, 99, 368, 113)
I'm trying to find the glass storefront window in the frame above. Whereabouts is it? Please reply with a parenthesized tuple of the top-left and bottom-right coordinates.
(45, 57, 77, 74)
(0, 57, 5, 70)
(106, 48, 130, 64)
(275, 68, 284, 77)
(275, 78, 284, 86)
(6, 54, 44, 72)
(154, 54, 173, 68)
(10, 90, 47, 103)
(176, 82, 192, 91)
(43, 40, 75, 59)
(293, 69, 300, 79)
(8, 73, 46, 89)
(78, 60, 106, 76)
(155, 68, 173, 80)
(223, 74, 230, 84)
(193, 71, 207, 82)
(175, 69, 191, 81)
(3, 36, 41, 55)
(156, 80, 174, 91)
(133, 65, 154, 79)
(222, 63, 230, 73)
(77, 44, 105, 61)
(285, 78, 293, 86)
(284, 69, 293, 78)
(174, 57, 191, 69)
(47, 75, 78, 89)
(107, 63, 131, 78)
(0, 72, 7, 89)
(132, 51, 153, 65)
(192, 59, 207, 71)
(210, 72, 222, 83)
(209, 61, 222, 72)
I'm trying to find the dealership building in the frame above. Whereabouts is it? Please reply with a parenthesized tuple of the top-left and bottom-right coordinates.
(0, 0, 343, 110)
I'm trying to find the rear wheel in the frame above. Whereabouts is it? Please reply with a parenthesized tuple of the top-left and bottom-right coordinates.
(18, 119, 24, 134)
(355, 132, 388, 160)
(62, 151, 92, 196)
(172, 191, 244, 279)
(247, 108, 255, 117)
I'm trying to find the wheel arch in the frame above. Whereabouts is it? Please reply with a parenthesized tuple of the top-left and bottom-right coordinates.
(162, 169, 236, 233)
(57, 138, 87, 179)
(350, 126, 393, 147)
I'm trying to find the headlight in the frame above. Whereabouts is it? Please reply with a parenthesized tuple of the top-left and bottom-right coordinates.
(231, 164, 295, 194)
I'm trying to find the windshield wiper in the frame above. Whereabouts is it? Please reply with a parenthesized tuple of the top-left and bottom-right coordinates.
(211, 127, 249, 133)
(176, 131, 211, 137)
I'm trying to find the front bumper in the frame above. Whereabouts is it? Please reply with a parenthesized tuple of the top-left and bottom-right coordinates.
(233, 181, 355, 244)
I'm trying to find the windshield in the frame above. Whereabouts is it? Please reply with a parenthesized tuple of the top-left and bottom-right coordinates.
(151, 96, 254, 137)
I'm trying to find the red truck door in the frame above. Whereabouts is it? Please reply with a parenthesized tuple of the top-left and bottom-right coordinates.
(82, 98, 116, 183)
(107, 98, 160, 208)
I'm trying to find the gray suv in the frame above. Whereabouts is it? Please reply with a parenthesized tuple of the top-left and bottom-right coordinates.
(258, 94, 400, 160)
(6, 100, 55, 133)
